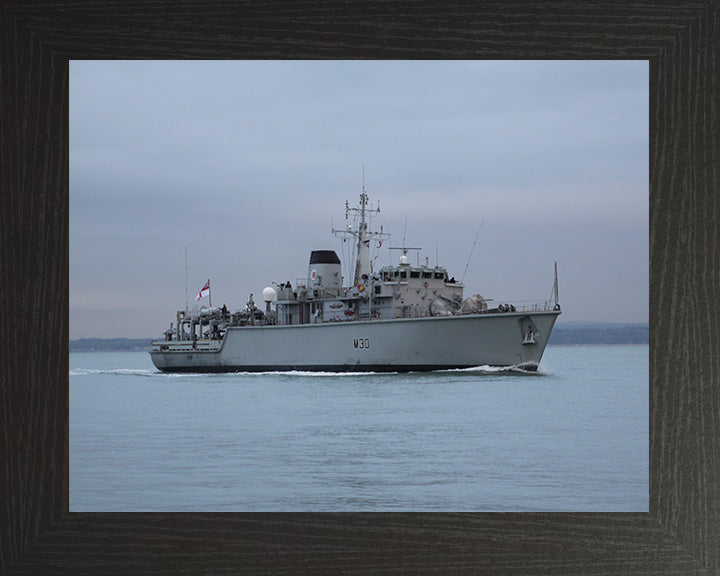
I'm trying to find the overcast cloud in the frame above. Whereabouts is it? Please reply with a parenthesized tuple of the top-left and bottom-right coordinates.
(70, 60, 648, 339)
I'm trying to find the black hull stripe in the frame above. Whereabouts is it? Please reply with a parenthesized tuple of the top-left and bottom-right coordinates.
(154, 363, 539, 374)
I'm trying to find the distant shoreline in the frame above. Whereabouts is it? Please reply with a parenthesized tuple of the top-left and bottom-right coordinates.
(548, 325, 648, 346)
(549, 342, 648, 347)
(70, 323, 649, 352)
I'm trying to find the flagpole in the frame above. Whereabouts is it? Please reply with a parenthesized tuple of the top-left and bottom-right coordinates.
(208, 278, 211, 307)
(185, 246, 189, 316)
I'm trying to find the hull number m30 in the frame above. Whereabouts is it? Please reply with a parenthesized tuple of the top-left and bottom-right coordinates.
(354, 338, 370, 349)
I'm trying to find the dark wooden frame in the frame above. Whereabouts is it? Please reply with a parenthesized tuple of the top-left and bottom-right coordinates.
(2, 2, 718, 574)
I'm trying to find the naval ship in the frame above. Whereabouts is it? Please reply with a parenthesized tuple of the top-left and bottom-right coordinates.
(150, 191, 561, 372)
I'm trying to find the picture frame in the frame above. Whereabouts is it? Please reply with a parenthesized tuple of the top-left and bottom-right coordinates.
(2, 1, 717, 573)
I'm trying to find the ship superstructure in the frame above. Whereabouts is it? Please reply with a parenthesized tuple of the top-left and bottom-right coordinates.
(150, 189, 560, 372)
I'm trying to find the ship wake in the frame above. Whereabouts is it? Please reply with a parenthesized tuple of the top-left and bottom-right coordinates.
(70, 368, 160, 377)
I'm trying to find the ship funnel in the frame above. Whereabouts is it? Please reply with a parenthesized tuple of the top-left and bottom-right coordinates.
(308, 250, 342, 297)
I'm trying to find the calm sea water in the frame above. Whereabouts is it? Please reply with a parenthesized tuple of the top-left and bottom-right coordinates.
(70, 345, 648, 512)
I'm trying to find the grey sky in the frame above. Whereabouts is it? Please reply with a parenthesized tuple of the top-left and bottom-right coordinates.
(70, 60, 648, 339)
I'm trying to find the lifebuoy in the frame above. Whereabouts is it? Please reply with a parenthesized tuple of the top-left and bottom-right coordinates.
(498, 304, 506, 313)
(357, 283, 365, 292)
(424, 282, 429, 288)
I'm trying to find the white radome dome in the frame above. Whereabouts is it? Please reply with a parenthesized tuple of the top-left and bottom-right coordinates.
(262, 286, 276, 302)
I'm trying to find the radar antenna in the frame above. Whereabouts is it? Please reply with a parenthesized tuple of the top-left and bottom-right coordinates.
(388, 215, 422, 265)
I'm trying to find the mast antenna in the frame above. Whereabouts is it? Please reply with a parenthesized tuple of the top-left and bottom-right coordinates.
(460, 220, 484, 284)
(185, 245, 189, 315)
(402, 216, 408, 251)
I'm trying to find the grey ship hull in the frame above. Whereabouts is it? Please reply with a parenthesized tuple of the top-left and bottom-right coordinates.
(150, 310, 560, 373)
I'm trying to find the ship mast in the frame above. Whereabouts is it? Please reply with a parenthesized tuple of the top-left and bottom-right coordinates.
(333, 186, 388, 288)
(354, 191, 370, 285)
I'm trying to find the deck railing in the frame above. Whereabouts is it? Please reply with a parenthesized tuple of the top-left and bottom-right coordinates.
(507, 300, 558, 313)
